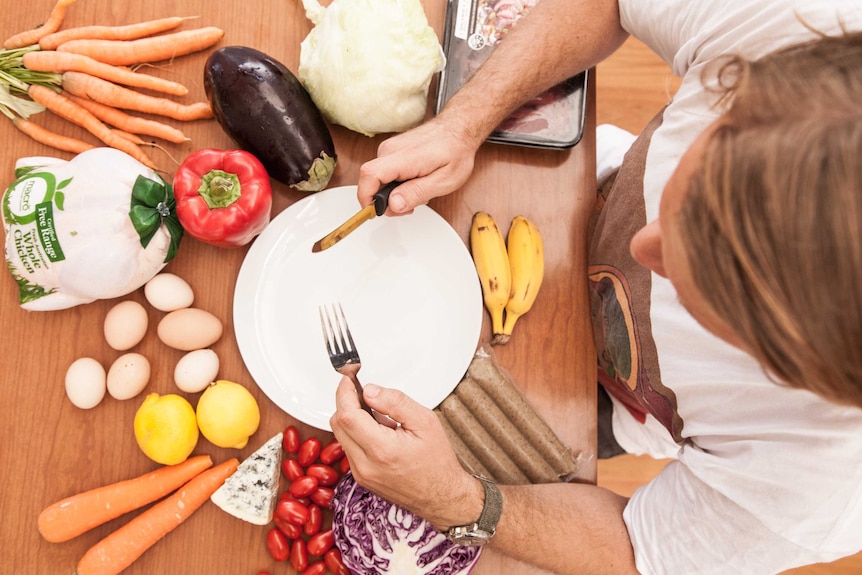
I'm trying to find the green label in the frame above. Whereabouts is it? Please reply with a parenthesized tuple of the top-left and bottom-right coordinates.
(35, 201, 65, 262)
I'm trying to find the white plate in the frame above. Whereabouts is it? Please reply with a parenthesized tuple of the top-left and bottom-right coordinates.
(234, 185, 482, 430)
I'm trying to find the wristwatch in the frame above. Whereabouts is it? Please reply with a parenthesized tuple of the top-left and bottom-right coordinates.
(445, 475, 503, 546)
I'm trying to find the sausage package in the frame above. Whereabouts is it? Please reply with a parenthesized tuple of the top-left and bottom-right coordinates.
(434, 346, 588, 484)
(435, 0, 588, 149)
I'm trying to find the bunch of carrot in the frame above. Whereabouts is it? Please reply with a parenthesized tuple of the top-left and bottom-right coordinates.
(1, 0, 225, 170)
(38, 454, 239, 575)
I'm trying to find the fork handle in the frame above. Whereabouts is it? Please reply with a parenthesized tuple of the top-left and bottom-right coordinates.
(340, 365, 374, 416)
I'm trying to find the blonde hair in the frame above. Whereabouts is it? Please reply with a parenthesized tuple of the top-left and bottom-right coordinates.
(679, 31, 862, 406)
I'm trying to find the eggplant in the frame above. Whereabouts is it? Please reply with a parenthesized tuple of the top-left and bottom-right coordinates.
(204, 46, 336, 192)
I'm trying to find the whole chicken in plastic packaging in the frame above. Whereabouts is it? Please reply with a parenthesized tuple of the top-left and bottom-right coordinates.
(2, 147, 183, 311)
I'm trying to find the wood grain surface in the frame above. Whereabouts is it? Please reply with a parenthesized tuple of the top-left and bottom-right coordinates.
(0, 1, 597, 574)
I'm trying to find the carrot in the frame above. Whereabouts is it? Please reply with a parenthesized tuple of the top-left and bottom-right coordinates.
(64, 93, 189, 144)
(56, 26, 225, 66)
(3, 0, 77, 49)
(61, 71, 212, 122)
(73, 458, 239, 575)
(38, 16, 189, 51)
(11, 116, 94, 154)
(38, 455, 213, 543)
(111, 128, 145, 144)
(111, 130, 182, 167)
(24, 51, 189, 96)
(28, 84, 156, 168)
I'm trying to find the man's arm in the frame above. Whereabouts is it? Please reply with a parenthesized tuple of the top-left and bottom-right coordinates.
(438, 0, 628, 143)
(330, 379, 639, 575)
(494, 481, 637, 574)
(357, 0, 629, 212)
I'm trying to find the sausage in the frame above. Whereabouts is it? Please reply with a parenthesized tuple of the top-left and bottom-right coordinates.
(434, 408, 493, 479)
(438, 394, 529, 484)
(456, 376, 560, 483)
(467, 352, 578, 479)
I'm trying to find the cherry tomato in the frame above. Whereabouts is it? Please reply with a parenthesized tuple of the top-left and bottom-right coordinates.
(274, 517, 303, 539)
(290, 538, 309, 572)
(306, 463, 340, 486)
(339, 456, 350, 474)
(289, 475, 319, 498)
(275, 498, 309, 526)
(280, 490, 310, 506)
(283, 425, 301, 454)
(282, 458, 304, 481)
(324, 548, 350, 575)
(265, 527, 289, 562)
(297, 437, 322, 467)
(319, 440, 344, 465)
(307, 529, 335, 556)
(310, 486, 335, 508)
(304, 504, 323, 536)
(256, 571, 273, 575)
(301, 561, 327, 575)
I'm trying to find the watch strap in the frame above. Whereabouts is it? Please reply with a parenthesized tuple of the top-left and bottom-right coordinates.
(474, 475, 503, 535)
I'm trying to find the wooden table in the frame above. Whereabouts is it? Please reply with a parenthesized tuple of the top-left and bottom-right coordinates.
(0, 1, 597, 573)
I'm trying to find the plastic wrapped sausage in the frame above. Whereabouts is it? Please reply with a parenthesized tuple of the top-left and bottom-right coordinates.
(455, 375, 561, 483)
(438, 394, 530, 484)
(436, 409, 493, 478)
(467, 349, 579, 480)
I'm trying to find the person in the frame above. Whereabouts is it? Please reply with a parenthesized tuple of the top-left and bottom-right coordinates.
(330, 1, 862, 573)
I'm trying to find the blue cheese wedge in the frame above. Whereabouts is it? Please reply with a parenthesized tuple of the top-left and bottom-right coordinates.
(211, 432, 283, 525)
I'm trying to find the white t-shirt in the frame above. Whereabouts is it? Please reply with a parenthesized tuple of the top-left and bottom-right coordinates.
(589, 1, 862, 573)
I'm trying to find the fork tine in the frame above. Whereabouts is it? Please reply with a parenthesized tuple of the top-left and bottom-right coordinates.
(330, 304, 343, 353)
(319, 302, 372, 416)
(333, 303, 356, 352)
(319, 305, 335, 355)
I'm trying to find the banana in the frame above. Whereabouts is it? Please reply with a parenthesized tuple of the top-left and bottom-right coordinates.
(470, 211, 511, 340)
(497, 215, 544, 344)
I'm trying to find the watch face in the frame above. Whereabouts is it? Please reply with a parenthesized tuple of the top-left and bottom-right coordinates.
(456, 534, 490, 546)
(448, 528, 491, 546)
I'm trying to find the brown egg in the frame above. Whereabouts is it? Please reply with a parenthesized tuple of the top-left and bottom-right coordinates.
(157, 308, 223, 351)
(104, 300, 149, 351)
(107, 353, 151, 400)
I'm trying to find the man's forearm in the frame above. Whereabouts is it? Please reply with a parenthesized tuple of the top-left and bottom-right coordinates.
(439, 0, 628, 143)
(491, 482, 639, 575)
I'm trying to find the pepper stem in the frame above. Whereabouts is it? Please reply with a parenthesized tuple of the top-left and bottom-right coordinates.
(198, 169, 242, 209)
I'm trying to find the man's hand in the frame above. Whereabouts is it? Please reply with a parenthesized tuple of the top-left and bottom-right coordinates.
(356, 115, 481, 215)
(329, 377, 483, 530)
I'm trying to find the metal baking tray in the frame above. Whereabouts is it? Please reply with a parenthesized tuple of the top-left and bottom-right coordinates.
(435, 0, 588, 150)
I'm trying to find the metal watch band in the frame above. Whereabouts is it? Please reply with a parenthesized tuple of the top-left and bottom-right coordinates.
(474, 475, 503, 535)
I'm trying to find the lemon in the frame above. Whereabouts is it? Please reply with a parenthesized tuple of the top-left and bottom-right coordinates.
(196, 380, 260, 449)
(134, 393, 199, 465)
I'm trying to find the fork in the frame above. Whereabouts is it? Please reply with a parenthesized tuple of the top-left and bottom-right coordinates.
(319, 303, 374, 416)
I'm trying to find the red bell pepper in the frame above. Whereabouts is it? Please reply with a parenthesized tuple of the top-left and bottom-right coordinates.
(173, 148, 273, 248)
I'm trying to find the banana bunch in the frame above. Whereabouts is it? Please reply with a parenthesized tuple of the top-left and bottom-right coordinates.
(470, 212, 545, 345)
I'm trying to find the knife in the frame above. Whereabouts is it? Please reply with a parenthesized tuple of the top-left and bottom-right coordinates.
(311, 181, 402, 253)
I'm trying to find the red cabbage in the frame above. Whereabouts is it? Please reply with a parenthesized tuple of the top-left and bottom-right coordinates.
(332, 472, 483, 574)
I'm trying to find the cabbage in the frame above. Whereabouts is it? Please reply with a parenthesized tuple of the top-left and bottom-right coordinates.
(298, 0, 445, 137)
(332, 473, 482, 574)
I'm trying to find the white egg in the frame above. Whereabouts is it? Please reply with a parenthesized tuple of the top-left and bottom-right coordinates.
(104, 300, 149, 351)
(65, 357, 107, 409)
(144, 273, 195, 312)
(106, 353, 151, 400)
(174, 349, 220, 393)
